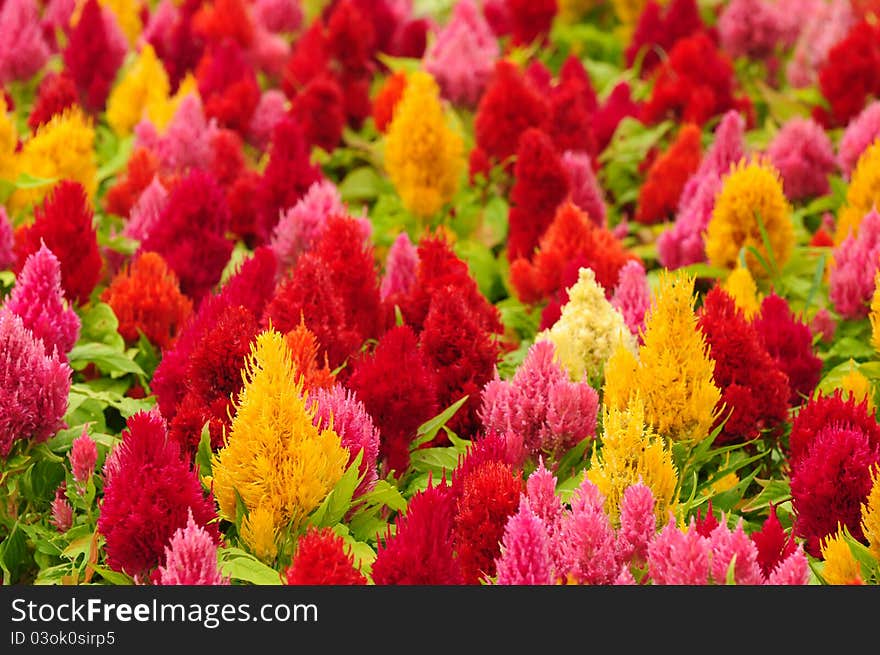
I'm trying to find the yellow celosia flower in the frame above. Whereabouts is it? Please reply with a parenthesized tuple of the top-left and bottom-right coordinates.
(587, 393, 678, 526)
(12, 107, 97, 209)
(861, 466, 880, 561)
(871, 272, 880, 353)
(0, 96, 17, 184)
(836, 139, 880, 245)
(384, 70, 464, 218)
(537, 267, 637, 383)
(210, 329, 349, 546)
(241, 505, 279, 563)
(840, 360, 875, 415)
(611, 0, 649, 24)
(106, 44, 174, 136)
(820, 528, 863, 585)
(602, 336, 640, 411)
(99, 0, 143, 47)
(705, 157, 794, 278)
(558, 0, 600, 22)
(722, 265, 761, 319)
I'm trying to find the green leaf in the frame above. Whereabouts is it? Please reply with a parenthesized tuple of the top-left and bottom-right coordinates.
(740, 479, 792, 513)
(308, 450, 365, 528)
(96, 135, 134, 183)
(725, 555, 738, 585)
(338, 166, 386, 203)
(67, 383, 155, 419)
(217, 547, 283, 585)
(195, 422, 214, 482)
(409, 395, 469, 451)
(78, 302, 125, 350)
(68, 342, 145, 377)
(408, 446, 460, 477)
(354, 479, 408, 513)
(375, 53, 422, 73)
(88, 565, 134, 586)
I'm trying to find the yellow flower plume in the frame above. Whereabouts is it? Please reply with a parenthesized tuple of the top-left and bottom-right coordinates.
(820, 528, 863, 585)
(836, 139, 880, 245)
(861, 466, 880, 561)
(722, 265, 761, 319)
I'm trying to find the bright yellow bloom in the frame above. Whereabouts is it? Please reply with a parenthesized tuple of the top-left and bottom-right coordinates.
(384, 70, 464, 218)
(705, 158, 794, 278)
(820, 528, 863, 585)
(840, 360, 875, 415)
(558, 0, 600, 22)
(870, 273, 880, 354)
(537, 267, 637, 383)
(602, 336, 640, 411)
(722, 265, 761, 319)
(836, 139, 880, 245)
(611, 0, 649, 24)
(861, 466, 880, 561)
(106, 44, 174, 136)
(12, 107, 97, 209)
(587, 394, 678, 526)
(99, 0, 142, 46)
(210, 329, 349, 544)
(0, 96, 17, 185)
(241, 505, 279, 563)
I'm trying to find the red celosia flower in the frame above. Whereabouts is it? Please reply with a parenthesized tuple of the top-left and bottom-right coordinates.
(449, 431, 514, 498)
(388, 17, 429, 59)
(196, 39, 261, 135)
(346, 325, 439, 476)
(192, 0, 255, 50)
(542, 83, 598, 160)
(146, 0, 206, 92)
(593, 82, 642, 153)
(27, 71, 78, 131)
(15, 181, 102, 306)
(692, 500, 720, 537)
(474, 60, 548, 166)
(104, 147, 161, 219)
(371, 479, 464, 584)
(101, 251, 193, 352)
(750, 504, 798, 579)
(98, 409, 220, 578)
(635, 123, 702, 225)
(285, 526, 367, 585)
(209, 129, 246, 189)
(752, 294, 823, 406)
(282, 20, 329, 95)
(697, 287, 790, 445)
(506, 0, 556, 47)
(139, 169, 234, 305)
(226, 169, 263, 246)
(284, 320, 336, 391)
(290, 73, 346, 152)
(372, 70, 407, 133)
(325, 0, 376, 78)
(558, 55, 599, 116)
(625, 0, 706, 75)
(507, 128, 571, 262)
(816, 20, 880, 128)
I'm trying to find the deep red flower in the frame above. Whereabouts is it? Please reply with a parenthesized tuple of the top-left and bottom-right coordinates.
(388, 17, 430, 59)
(226, 169, 263, 246)
(817, 20, 880, 128)
(192, 0, 254, 50)
(325, 0, 376, 77)
(750, 504, 798, 579)
(693, 500, 720, 537)
(625, 0, 706, 76)
(27, 72, 78, 131)
(285, 527, 367, 585)
(593, 81, 642, 153)
(542, 83, 598, 160)
(147, 0, 206, 92)
(196, 39, 261, 134)
(290, 73, 346, 152)
(14, 181, 102, 306)
(281, 20, 329, 94)
(558, 55, 599, 116)
(209, 129, 245, 189)
(635, 123, 702, 225)
(506, 0, 556, 47)
(104, 147, 161, 219)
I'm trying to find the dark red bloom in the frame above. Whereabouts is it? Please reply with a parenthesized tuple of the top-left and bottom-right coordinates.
(692, 500, 720, 537)
(15, 181, 102, 306)
(282, 20, 329, 94)
(506, 0, 557, 47)
(635, 123, 702, 225)
(104, 147, 161, 219)
(28, 72, 78, 131)
(209, 129, 245, 189)
(285, 527, 367, 585)
(625, 0, 706, 76)
(558, 55, 599, 115)
(817, 20, 880, 128)
(290, 73, 346, 152)
(147, 0, 206, 92)
(192, 0, 255, 50)
(593, 81, 642, 153)
(388, 17, 430, 59)
(542, 83, 598, 160)
(196, 39, 261, 135)
(226, 169, 263, 246)
(325, 0, 376, 77)
(750, 504, 798, 579)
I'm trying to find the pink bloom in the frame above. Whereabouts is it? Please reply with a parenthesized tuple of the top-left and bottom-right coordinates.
(555, 478, 619, 585)
(380, 231, 419, 300)
(708, 518, 765, 585)
(717, 0, 784, 61)
(786, 0, 854, 88)
(124, 177, 169, 246)
(254, 0, 303, 33)
(311, 384, 380, 499)
(829, 208, 880, 318)
(766, 117, 837, 201)
(251, 25, 290, 79)
(50, 485, 73, 532)
(70, 426, 98, 487)
(648, 516, 712, 585)
(423, 0, 499, 107)
(616, 483, 657, 567)
(526, 459, 564, 531)
(248, 89, 288, 152)
(0, 309, 71, 457)
(0, 207, 13, 270)
(155, 510, 229, 585)
(0, 0, 50, 84)
(495, 497, 554, 585)
(3, 242, 80, 357)
(809, 308, 836, 343)
(561, 150, 606, 227)
(838, 101, 880, 178)
(611, 259, 651, 339)
(775, 0, 821, 48)
(140, 94, 219, 175)
(141, 0, 177, 56)
(765, 546, 810, 585)
(42, 0, 75, 37)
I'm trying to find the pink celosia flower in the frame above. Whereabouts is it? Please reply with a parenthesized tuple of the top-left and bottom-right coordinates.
(555, 477, 620, 585)
(616, 482, 657, 568)
(765, 545, 810, 584)
(3, 242, 80, 357)
(0, 208, 14, 271)
(494, 497, 554, 585)
(50, 485, 73, 532)
(141, 0, 177, 57)
(69, 426, 97, 488)
(766, 117, 837, 201)
(380, 231, 419, 300)
(42, 0, 75, 38)
(251, 25, 291, 79)
(0, 309, 71, 457)
(786, 0, 854, 88)
(155, 510, 229, 585)
(809, 308, 836, 343)
(248, 89, 288, 152)
(124, 177, 169, 246)
(0, 0, 50, 84)
(775, 0, 821, 48)
(423, 0, 499, 107)
(829, 208, 880, 318)
(560, 150, 606, 227)
(254, 0, 303, 33)
(648, 516, 712, 585)
(139, 94, 219, 175)
(611, 259, 651, 339)
(526, 459, 564, 530)
(717, 0, 784, 61)
(311, 384, 380, 499)
(838, 101, 880, 178)
(708, 518, 765, 585)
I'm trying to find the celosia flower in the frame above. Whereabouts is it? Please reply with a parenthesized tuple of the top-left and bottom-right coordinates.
(819, 529, 863, 584)
(195, 39, 261, 135)
(101, 251, 193, 351)
(811, 307, 837, 343)
(525, 459, 565, 536)
(0, 208, 13, 271)
(542, 60, 599, 158)
(836, 139, 880, 245)
(717, 0, 784, 61)
(50, 485, 73, 532)
(505, 0, 556, 46)
(635, 123, 702, 225)
(705, 157, 794, 278)
(0, 0, 50, 85)
(98, 409, 219, 577)
(14, 181, 102, 306)
(136, 92, 217, 176)
(786, 0, 852, 89)
(380, 231, 419, 300)
(155, 510, 229, 585)
(285, 527, 366, 585)
(840, 361, 876, 414)
(104, 147, 161, 220)
(838, 101, 880, 178)
(69, 426, 97, 489)
(240, 504, 278, 564)
(648, 516, 712, 584)
(143, 0, 205, 92)
(4, 243, 80, 357)
(862, 466, 880, 560)
(817, 20, 880, 128)
(536, 267, 636, 383)
(372, 479, 464, 584)
(588, 394, 677, 526)
(255, 0, 302, 33)
(555, 478, 621, 585)
(561, 150, 606, 227)
(611, 259, 651, 339)
(424, 0, 498, 108)
(311, 385, 380, 499)
(284, 320, 336, 392)
(289, 73, 346, 153)
(247, 89, 288, 152)
(625, 0, 705, 75)
(384, 71, 464, 218)
(707, 518, 765, 585)
(765, 547, 811, 585)
(721, 265, 761, 319)
(210, 329, 348, 540)
(593, 81, 641, 154)
(27, 72, 78, 131)
(751, 504, 798, 579)
(494, 497, 554, 585)
(616, 482, 657, 568)
(372, 70, 407, 133)
(106, 43, 174, 136)
(767, 117, 837, 201)
(0, 96, 16, 185)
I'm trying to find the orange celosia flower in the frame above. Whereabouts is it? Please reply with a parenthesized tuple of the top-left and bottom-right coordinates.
(635, 123, 702, 225)
(372, 70, 407, 133)
(284, 319, 336, 392)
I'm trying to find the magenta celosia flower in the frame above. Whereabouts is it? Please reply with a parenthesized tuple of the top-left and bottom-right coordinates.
(555, 477, 620, 585)
(708, 518, 765, 585)
(50, 485, 73, 532)
(69, 426, 97, 488)
(717, 0, 784, 61)
(0, 0, 50, 84)
(786, 0, 853, 88)
(248, 89, 288, 152)
(155, 510, 229, 585)
(0, 207, 13, 271)
(648, 515, 712, 584)
(657, 109, 745, 269)
(775, 0, 820, 48)
(269, 179, 352, 271)
(494, 497, 554, 585)
(311, 384, 380, 499)
(526, 459, 564, 531)
(255, 0, 302, 33)
(809, 307, 836, 343)
(611, 259, 651, 339)
(765, 546, 810, 584)
(3, 242, 80, 357)
(137, 93, 218, 175)
(838, 101, 880, 178)
(42, 0, 75, 38)
(0, 308, 71, 458)
(380, 231, 419, 300)
(560, 150, 606, 227)
(829, 208, 880, 318)
(251, 24, 290, 79)
(423, 0, 498, 107)
(766, 117, 837, 201)
(616, 483, 657, 568)
(480, 340, 598, 464)
(124, 177, 168, 246)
